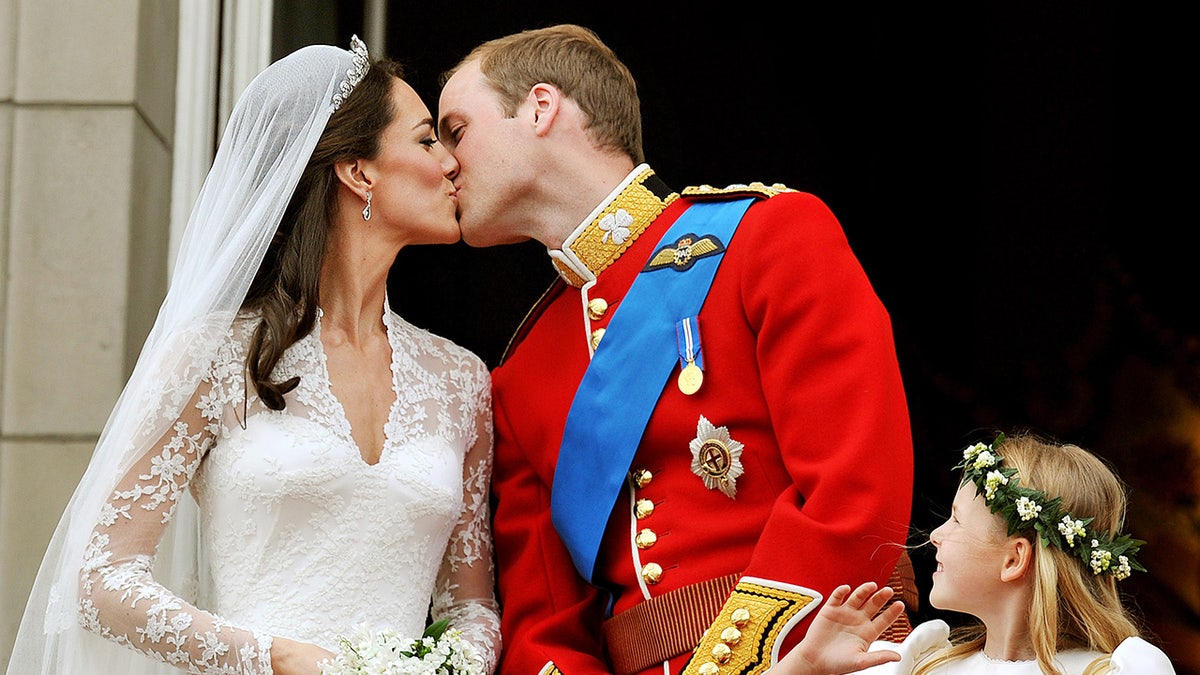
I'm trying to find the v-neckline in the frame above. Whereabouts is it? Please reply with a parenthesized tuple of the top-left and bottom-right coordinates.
(314, 304, 400, 467)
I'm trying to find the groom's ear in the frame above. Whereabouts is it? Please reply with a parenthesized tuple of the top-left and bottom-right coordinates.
(528, 82, 560, 134)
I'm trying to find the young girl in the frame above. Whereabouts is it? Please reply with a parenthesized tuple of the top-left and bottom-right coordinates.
(775, 431, 1176, 674)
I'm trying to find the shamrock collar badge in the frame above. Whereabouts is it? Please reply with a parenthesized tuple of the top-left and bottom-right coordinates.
(599, 208, 634, 245)
(689, 415, 744, 499)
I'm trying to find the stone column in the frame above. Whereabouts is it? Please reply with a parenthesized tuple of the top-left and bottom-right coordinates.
(0, 1, 178, 666)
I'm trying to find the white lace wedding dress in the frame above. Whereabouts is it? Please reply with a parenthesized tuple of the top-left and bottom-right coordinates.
(75, 305, 500, 674)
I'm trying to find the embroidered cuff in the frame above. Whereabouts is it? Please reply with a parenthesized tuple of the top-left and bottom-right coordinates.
(681, 578, 820, 675)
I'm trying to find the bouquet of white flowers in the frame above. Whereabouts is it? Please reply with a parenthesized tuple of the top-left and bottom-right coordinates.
(319, 619, 484, 675)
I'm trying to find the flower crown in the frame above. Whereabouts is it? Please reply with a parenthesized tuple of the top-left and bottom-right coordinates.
(954, 433, 1146, 580)
(331, 35, 370, 111)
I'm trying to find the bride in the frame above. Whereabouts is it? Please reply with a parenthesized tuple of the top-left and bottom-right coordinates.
(6, 36, 500, 674)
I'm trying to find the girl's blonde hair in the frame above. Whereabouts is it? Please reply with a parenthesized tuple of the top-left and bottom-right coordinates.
(916, 432, 1143, 675)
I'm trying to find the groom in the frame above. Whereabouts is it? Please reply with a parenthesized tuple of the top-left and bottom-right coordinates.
(438, 24, 916, 675)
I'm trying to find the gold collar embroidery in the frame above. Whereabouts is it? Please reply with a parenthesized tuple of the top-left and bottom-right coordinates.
(550, 166, 678, 287)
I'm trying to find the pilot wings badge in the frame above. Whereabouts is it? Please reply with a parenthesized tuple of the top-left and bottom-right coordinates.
(644, 232, 725, 272)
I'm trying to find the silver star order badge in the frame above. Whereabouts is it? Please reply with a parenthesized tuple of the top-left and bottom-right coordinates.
(689, 415, 744, 499)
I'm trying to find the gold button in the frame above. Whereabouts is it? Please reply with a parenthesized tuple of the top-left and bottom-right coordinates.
(635, 498, 655, 519)
(698, 663, 720, 675)
(590, 328, 606, 349)
(720, 626, 741, 645)
(711, 644, 732, 664)
(730, 607, 751, 627)
(586, 297, 609, 320)
(635, 528, 657, 549)
(631, 468, 653, 488)
(641, 562, 663, 584)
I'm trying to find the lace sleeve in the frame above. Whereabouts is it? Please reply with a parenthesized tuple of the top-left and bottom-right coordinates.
(77, 378, 274, 674)
(431, 365, 500, 674)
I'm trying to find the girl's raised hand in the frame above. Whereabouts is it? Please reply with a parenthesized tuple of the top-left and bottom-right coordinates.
(771, 582, 903, 675)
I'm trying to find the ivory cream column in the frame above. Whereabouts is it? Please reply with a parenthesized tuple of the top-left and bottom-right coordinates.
(0, 0, 179, 666)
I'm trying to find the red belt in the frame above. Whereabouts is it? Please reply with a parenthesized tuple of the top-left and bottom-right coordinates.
(602, 573, 739, 675)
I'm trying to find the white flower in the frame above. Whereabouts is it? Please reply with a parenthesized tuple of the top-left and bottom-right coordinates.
(963, 442, 989, 461)
(972, 449, 997, 470)
(150, 446, 188, 480)
(1057, 515, 1087, 547)
(983, 470, 1008, 500)
(1114, 555, 1132, 580)
(1015, 496, 1041, 521)
(1090, 547, 1113, 575)
(320, 622, 483, 675)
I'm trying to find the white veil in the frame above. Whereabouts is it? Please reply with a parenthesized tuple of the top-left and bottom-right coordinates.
(6, 37, 370, 674)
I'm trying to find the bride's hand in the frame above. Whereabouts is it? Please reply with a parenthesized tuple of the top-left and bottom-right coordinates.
(270, 635, 337, 675)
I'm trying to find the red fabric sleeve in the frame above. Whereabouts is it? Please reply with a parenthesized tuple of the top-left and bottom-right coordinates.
(733, 192, 913, 652)
(491, 387, 614, 675)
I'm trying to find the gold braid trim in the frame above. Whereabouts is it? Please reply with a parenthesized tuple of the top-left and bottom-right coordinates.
(554, 263, 589, 290)
(551, 167, 677, 287)
(680, 181, 794, 200)
(537, 663, 563, 675)
(680, 580, 816, 675)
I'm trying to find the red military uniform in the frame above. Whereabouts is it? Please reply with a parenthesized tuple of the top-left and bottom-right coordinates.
(490, 166, 914, 675)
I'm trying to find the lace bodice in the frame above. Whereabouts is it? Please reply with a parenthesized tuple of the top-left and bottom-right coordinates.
(77, 306, 500, 674)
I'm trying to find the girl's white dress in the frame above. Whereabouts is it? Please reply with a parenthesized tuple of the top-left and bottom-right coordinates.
(854, 620, 1176, 674)
(76, 306, 500, 674)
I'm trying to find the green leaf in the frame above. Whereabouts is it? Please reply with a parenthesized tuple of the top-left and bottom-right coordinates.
(424, 618, 450, 641)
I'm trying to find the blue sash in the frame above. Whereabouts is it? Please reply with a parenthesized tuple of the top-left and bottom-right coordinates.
(551, 197, 755, 582)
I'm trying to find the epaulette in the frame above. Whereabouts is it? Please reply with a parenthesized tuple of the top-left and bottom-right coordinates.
(680, 181, 795, 201)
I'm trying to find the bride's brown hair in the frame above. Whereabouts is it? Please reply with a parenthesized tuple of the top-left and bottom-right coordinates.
(242, 57, 407, 411)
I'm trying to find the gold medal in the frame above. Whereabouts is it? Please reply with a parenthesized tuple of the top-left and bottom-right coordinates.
(678, 361, 704, 395)
(676, 316, 705, 395)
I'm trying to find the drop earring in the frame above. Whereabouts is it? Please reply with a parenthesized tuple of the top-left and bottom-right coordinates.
(362, 191, 372, 221)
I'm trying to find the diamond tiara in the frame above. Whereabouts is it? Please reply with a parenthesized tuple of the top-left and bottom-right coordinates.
(331, 35, 370, 111)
